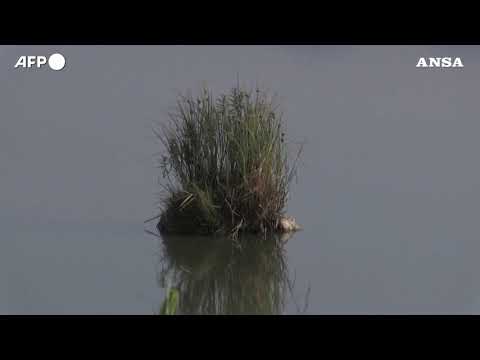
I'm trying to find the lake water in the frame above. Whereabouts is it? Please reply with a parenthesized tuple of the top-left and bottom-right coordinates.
(3, 45, 480, 314)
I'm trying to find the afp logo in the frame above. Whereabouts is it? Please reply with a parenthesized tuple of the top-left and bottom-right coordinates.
(416, 57, 464, 68)
(14, 53, 66, 71)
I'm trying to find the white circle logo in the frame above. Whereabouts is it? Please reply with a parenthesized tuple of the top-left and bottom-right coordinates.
(48, 53, 66, 71)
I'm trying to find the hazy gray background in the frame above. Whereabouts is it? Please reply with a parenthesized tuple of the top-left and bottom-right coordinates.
(2, 45, 480, 314)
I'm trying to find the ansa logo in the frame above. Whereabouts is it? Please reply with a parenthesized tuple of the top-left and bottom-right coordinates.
(416, 57, 464, 68)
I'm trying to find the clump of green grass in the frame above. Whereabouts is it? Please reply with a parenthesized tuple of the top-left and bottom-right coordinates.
(155, 83, 301, 237)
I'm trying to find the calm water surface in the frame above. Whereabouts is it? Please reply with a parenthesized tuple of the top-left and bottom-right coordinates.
(3, 45, 480, 314)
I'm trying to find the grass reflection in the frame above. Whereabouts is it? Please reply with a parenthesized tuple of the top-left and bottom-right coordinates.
(157, 233, 297, 315)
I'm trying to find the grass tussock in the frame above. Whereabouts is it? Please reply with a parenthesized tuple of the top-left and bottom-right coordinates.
(155, 83, 302, 237)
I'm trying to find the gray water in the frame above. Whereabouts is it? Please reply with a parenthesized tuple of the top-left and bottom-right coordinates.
(3, 45, 480, 314)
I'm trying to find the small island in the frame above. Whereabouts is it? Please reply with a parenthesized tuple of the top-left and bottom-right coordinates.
(155, 84, 302, 238)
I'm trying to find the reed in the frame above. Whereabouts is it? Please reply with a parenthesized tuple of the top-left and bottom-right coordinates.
(156, 83, 301, 237)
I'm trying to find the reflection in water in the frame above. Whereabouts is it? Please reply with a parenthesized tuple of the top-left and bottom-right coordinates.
(156, 233, 306, 315)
